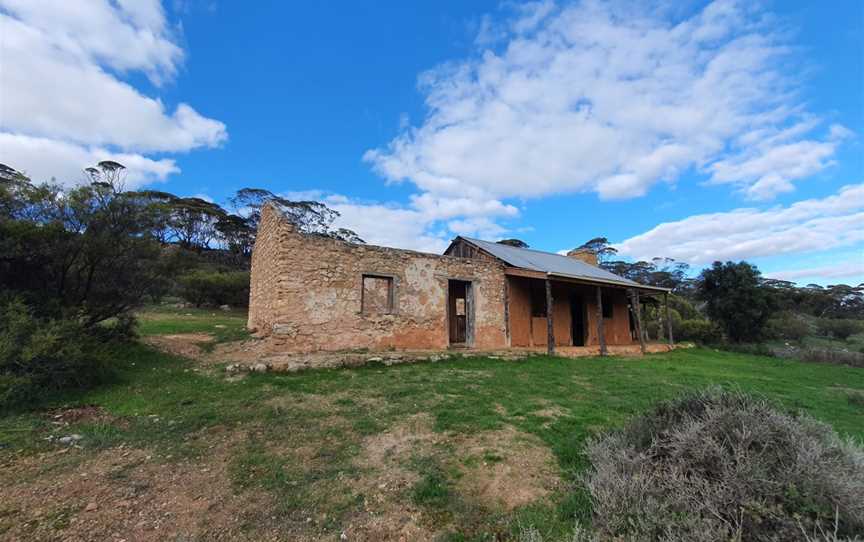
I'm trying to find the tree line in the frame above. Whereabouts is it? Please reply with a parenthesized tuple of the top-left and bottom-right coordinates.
(0, 161, 360, 406)
(2, 161, 861, 407)
(501, 236, 864, 345)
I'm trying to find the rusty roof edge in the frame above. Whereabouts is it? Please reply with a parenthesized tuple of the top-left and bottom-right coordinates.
(456, 236, 670, 292)
(545, 271, 671, 292)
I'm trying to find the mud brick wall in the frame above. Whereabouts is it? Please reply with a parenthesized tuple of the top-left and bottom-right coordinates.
(507, 277, 635, 347)
(248, 204, 508, 353)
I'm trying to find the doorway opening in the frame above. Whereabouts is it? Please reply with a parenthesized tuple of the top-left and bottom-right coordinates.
(448, 280, 473, 346)
(570, 295, 586, 346)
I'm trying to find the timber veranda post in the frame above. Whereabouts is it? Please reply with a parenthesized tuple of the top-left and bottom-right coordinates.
(596, 286, 607, 356)
(664, 291, 674, 346)
(545, 278, 555, 356)
(632, 289, 646, 355)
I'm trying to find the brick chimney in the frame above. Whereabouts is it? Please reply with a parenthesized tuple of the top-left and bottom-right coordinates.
(566, 248, 598, 266)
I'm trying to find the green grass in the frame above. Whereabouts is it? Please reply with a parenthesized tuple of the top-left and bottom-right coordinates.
(136, 303, 250, 346)
(2, 309, 863, 540)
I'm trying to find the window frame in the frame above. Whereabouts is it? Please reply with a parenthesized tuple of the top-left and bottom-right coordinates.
(360, 273, 396, 315)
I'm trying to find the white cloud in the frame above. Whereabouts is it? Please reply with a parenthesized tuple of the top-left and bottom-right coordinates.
(709, 123, 852, 199)
(0, 0, 226, 185)
(446, 216, 508, 239)
(0, 133, 178, 188)
(410, 192, 518, 220)
(365, 0, 849, 207)
(615, 184, 864, 264)
(765, 260, 864, 283)
(328, 199, 451, 254)
(0, 0, 182, 83)
(268, 190, 518, 254)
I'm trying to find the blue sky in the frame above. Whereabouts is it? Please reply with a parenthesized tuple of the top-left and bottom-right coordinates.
(1, 0, 862, 285)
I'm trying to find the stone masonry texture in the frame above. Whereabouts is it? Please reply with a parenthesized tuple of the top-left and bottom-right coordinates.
(248, 204, 508, 353)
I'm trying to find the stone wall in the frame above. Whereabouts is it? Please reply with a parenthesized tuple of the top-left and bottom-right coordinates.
(248, 204, 508, 353)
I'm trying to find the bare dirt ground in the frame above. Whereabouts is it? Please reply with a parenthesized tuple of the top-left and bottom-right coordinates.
(142, 333, 214, 359)
(339, 414, 560, 541)
(2, 400, 560, 541)
(0, 428, 285, 542)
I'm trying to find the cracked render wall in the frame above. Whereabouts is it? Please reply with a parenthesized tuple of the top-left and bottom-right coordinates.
(248, 204, 508, 353)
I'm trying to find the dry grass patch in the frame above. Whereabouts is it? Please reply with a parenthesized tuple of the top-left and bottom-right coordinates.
(340, 414, 561, 539)
(142, 332, 214, 359)
(456, 425, 560, 511)
(344, 414, 442, 541)
(0, 428, 282, 542)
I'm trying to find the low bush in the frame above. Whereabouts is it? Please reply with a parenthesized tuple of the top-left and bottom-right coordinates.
(817, 319, 862, 341)
(0, 300, 117, 408)
(719, 342, 776, 357)
(766, 312, 811, 342)
(177, 270, 250, 308)
(581, 388, 864, 541)
(677, 318, 723, 344)
(795, 347, 864, 369)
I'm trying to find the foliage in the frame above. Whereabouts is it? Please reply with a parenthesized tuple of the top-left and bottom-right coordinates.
(644, 305, 680, 340)
(677, 319, 723, 344)
(573, 237, 618, 264)
(0, 300, 117, 408)
(604, 257, 693, 294)
(783, 347, 864, 368)
(765, 280, 864, 320)
(817, 319, 862, 341)
(0, 164, 175, 325)
(582, 388, 864, 541)
(1, 162, 363, 321)
(668, 293, 701, 320)
(177, 270, 251, 307)
(697, 261, 776, 342)
(766, 312, 811, 342)
(229, 187, 364, 245)
(497, 238, 529, 248)
(716, 342, 776, 358)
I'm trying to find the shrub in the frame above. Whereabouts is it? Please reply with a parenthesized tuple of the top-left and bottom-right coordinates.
(697, 261, 776, 342)
(677, 318, 723, 344)
(581, 388, 864, 541)
(796, 348, 864, 368)
(177, 270, 250, 307)
(719, 342, 776, 358)
(0, 300, 115, 408)
(765, 312, 811, 342)
(817, 319, 862, 341)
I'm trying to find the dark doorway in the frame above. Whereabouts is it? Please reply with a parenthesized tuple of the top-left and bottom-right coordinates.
(570, 295, 586, 346)
(448, 280, 473, 346)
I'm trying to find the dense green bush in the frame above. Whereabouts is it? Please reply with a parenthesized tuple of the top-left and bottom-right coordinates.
(817, 318, 862, 341)
(698, 261, 775, 342)
(677, 318, 723, 344)
(177, 270, 250, 307)
(581, 388, 864, 541)
(0, 300, 118, 408)
(765, 312, 811, 342)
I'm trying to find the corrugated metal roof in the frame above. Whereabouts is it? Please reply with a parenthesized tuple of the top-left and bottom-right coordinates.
(458, 237, 667, 291)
